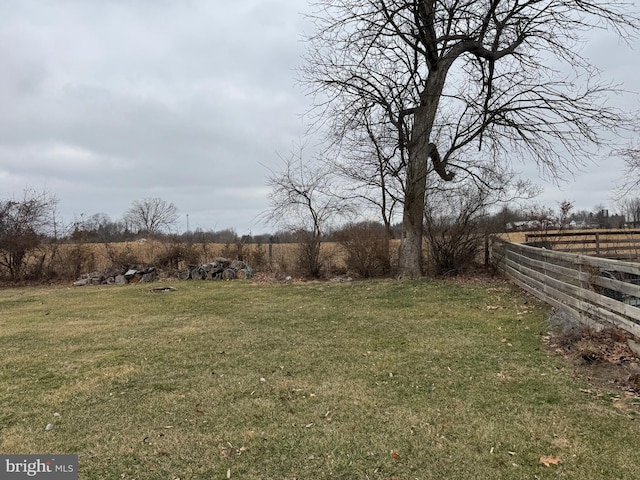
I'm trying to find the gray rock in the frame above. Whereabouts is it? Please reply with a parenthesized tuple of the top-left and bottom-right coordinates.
(141, 272, 157, 283)
(628, 339, 640, 357)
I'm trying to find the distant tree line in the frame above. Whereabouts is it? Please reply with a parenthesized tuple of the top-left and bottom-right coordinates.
(2, 187, 640, 282)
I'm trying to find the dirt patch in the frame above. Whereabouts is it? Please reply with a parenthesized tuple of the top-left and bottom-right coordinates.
(547, 310, 640, 397)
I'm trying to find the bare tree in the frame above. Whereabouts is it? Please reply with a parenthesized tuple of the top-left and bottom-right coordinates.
(616, 145, 640, 194)
(303, 0, 639, 278)
(0, 189, 58, 280)
(262, 147, 353, 277)
(329, 106, 404, 239)
(124, 198, 179, 235)
(618, 197, 640, 227)
(557, 200, 575, 233)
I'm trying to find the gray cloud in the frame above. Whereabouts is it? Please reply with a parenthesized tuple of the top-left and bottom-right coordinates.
(0, 0, 310, 233)
(0, 0, 638, 234)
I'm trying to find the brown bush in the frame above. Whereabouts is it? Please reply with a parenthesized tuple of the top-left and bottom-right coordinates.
(334, 222, 391, 278)
(105, 242, 144, 270)
(153, 239, 200, 273)
(9, 240, 353, 282)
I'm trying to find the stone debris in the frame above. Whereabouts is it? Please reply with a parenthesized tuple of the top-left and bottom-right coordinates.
(73, 258, 253, 286)
(179, 258, 254, 281)
(73, 267, 158, 286)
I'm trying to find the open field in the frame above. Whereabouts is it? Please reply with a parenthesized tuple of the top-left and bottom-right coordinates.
(15, 229, 637, 284)
(2, 278, 640, 479)
(30, 240, 351, 280)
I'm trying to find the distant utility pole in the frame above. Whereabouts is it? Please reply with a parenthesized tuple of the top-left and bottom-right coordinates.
(186, 214, 190, 232)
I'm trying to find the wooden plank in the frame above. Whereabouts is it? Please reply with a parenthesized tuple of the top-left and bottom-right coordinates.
(493, 238, 640, 337)
(525, 229, 640, 240)
(504, 246, 640, 298)
(502, 258, 640, 337)
(501, 262, 610, 331)
(505, 242, 640, 276)
(504, 246, 640, 319)
(547, 237, 640, 245)
(501, 266, 601, 328)
(504, 248, 587, 284)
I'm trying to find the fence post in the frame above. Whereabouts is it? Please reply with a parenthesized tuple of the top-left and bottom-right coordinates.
(484, 232, 490, 267)
(596, 233, 600, 256)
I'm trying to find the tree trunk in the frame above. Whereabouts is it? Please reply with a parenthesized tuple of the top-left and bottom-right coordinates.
(398, 69, 448, 279)
(398, 134, 428, 278)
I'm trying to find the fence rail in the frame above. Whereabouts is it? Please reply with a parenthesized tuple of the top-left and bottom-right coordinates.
(524, 229, 640, 260)
(491, 237, 640, 337)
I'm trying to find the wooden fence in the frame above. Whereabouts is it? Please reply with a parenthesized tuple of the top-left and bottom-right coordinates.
(491, 237, 640, 337)
(524, 229, 640, 260)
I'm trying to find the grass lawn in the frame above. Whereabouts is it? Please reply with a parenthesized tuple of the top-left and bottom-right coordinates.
(1, 277, 640, 479)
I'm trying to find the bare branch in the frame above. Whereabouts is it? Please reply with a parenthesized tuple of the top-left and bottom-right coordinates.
(302, 0, 640, 277)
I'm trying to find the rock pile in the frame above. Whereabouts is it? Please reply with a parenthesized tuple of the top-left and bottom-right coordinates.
(73, 267, 158, 286)
(73, 258, 253, 286)
(179, 258, 253, 280)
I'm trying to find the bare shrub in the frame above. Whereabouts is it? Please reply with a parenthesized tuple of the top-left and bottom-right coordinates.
(220, 242, 233, 260)
(49, 244, 97, 280)
(153, 238, 200, 273)
(0, 190, 58, 281)
(234, 239, 246, 261)
(424, 186, 488, 276)
(247, 243, 268, 272)
(105, 242, 142, 270)
(294, 229, 323, 278)
(335, 222, 391, 278)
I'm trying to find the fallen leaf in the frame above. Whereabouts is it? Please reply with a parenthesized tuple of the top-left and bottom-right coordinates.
(221, 445, 248, 458)
(390, 450, 400, 460)
(540, 456, 561, 467)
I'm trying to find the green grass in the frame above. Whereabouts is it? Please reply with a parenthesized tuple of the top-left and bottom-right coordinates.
(1, 278, 640, 479)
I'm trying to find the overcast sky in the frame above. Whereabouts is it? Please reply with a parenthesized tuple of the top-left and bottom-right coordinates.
(1, 1, 639, 235)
